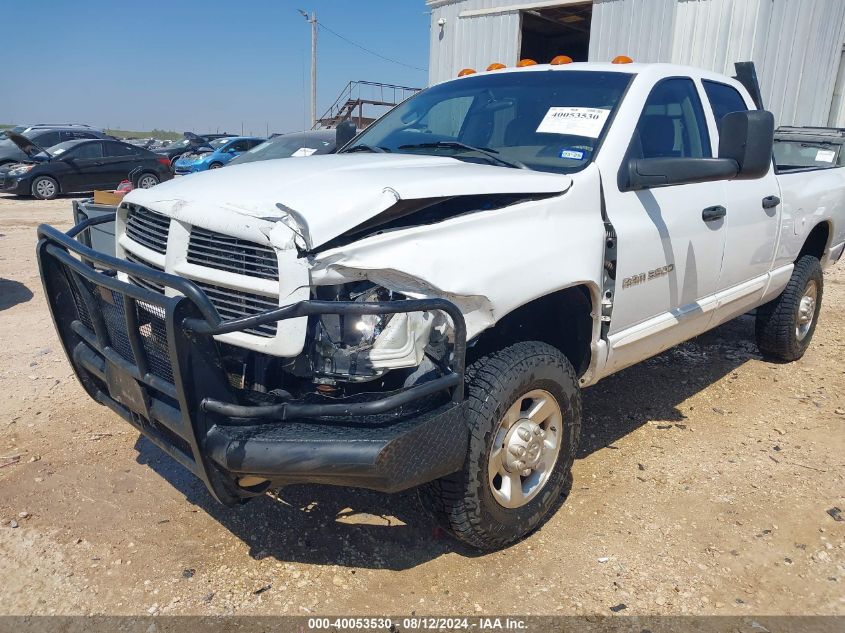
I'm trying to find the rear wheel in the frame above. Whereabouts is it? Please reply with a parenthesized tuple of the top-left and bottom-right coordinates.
(31, 176, 59, 200)
(756, 255, 824, 361)
(420, 341, 581, 551)
(136, 172, 159, 189)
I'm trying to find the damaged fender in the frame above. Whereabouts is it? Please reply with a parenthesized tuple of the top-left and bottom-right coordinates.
(310, 164, 608, 365)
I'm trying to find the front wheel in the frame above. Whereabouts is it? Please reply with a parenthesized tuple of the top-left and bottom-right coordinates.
(420, 341, 581, 551)
(209, 162, 223, 170)
(31, 175, 59, 200)
(756, 254, 824, 361)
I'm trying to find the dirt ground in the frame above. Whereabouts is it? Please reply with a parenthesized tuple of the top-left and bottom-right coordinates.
(0, 193, 843, 617)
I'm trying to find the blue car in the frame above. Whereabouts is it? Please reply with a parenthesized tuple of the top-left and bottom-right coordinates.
(173, 136, 265, 174)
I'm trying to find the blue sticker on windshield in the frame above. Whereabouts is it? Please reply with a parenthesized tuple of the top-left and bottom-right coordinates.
(559, 149, 585, 160)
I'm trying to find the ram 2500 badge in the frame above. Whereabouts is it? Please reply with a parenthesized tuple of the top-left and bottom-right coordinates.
(37, 61, 845, 550)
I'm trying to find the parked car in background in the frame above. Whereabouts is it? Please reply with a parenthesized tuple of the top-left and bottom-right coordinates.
(155, 132, 235, 164)
(0, 124, 109, 166)
(228, 129, 343, 166)
(0, 133, 172, 199)
(173, 136, 264, 174)
(774, 126, 845, 170)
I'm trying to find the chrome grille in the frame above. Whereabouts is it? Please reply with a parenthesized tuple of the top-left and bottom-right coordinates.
(123, 221, 279, 339)
(124, 253, 166, 294)
(125, 206, 170, 254)
(191, 280, 278, 337)
(187, 227, 278, 281)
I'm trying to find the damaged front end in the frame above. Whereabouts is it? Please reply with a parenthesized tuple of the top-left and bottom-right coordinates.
(36, 213, 469, 504)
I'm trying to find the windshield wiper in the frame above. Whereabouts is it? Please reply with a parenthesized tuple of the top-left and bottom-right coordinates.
(398, 141, 528, 170)
(344, 144, 389, 154)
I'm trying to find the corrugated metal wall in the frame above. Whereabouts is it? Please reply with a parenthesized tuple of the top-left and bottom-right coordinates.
(428, 0, 522, 85)
(427, 0, 845, 125)
(755, 0, 845, 126)
(590, 0, 676, 62)
(668, 0, 845, 126)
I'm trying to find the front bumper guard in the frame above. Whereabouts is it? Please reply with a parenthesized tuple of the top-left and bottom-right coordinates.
(36, 214, 468, 502)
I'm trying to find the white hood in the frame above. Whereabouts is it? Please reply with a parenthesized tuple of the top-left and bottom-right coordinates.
(125, 154, 573, 248)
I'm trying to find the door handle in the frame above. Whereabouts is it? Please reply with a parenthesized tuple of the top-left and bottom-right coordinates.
(762, 195, 781, 209)
(702, 205, 727, 222)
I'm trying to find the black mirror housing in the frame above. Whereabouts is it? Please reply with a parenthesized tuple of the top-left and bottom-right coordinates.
(624, 157, 739, 191)
(718, 110, 774, 179)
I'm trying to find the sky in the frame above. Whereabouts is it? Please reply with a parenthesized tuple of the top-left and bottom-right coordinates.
(0, 0, 431, 135)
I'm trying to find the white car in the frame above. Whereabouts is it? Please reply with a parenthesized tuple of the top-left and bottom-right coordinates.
(38, 60, 845, 550)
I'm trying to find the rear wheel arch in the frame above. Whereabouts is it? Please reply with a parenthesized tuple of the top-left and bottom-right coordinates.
(467, 284, 598, 378)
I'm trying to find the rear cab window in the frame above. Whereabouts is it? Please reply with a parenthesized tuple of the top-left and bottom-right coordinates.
(774, 139, 841, 170)
(702, 80, 750, 129)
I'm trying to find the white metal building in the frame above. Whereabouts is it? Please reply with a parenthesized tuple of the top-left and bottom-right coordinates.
(427, 0, 845, 127)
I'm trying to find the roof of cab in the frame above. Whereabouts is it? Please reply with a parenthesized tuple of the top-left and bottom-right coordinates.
(441, 60, 751, 99)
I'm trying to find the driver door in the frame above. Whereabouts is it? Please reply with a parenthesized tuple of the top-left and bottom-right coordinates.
(603, 78, 728, 373)
(63, 141, 108, 191)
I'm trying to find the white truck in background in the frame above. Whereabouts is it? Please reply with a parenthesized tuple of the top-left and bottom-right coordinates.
(38, 60, 845, 550)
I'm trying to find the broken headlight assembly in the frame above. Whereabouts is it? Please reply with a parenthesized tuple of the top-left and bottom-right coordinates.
(310, 283, 451, 383)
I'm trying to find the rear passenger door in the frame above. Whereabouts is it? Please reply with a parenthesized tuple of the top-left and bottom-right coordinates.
(702, 80, 782, 324)
(102, 141, 143, 187)
(603, 77, 729, 373)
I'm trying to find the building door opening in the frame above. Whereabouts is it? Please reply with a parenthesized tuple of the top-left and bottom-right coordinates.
(519, 3, 593, 64)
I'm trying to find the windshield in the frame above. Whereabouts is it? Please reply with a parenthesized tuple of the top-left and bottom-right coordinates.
(235, 134, 334, 162)
(774, 140, 841, 169)
(209, 138, 230, 149)
(344, 70, 632, 173)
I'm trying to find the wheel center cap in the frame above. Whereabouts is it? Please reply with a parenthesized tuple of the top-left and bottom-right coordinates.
(503, 420, 545, 474)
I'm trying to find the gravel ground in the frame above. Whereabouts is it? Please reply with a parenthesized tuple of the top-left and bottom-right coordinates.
(0, 193, 843, 616)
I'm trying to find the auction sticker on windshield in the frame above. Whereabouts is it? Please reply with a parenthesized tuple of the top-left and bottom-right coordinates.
(537, 107, 610, 138)
(816, 149, 836, 163)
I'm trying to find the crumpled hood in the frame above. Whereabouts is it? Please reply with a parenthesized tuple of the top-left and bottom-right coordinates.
(125, 153, 573, 248)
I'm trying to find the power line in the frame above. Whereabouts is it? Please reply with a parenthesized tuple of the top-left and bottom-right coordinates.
(317, 21, 427, 73)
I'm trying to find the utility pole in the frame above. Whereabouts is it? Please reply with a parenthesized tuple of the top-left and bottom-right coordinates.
(299, 9, 317, 128)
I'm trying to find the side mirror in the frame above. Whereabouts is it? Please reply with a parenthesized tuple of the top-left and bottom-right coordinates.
(718, 110, 774, 179)
(620, 109, 774, 191)
(335, 120, 357, 149)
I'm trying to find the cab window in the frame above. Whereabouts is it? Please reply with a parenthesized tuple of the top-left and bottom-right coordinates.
(631, 78, 712, 159)
(702, 80, 749, 127)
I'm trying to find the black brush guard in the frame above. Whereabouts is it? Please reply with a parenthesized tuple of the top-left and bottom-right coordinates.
(36, 215, 469, 504)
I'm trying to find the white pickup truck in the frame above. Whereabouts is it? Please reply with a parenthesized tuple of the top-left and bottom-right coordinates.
(37, 61, 845, 550)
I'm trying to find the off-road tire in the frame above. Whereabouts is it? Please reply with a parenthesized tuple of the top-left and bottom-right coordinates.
(419, 341, 581, 551)
(31, 176, 59, 200)
(756, 254, 823, 361)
